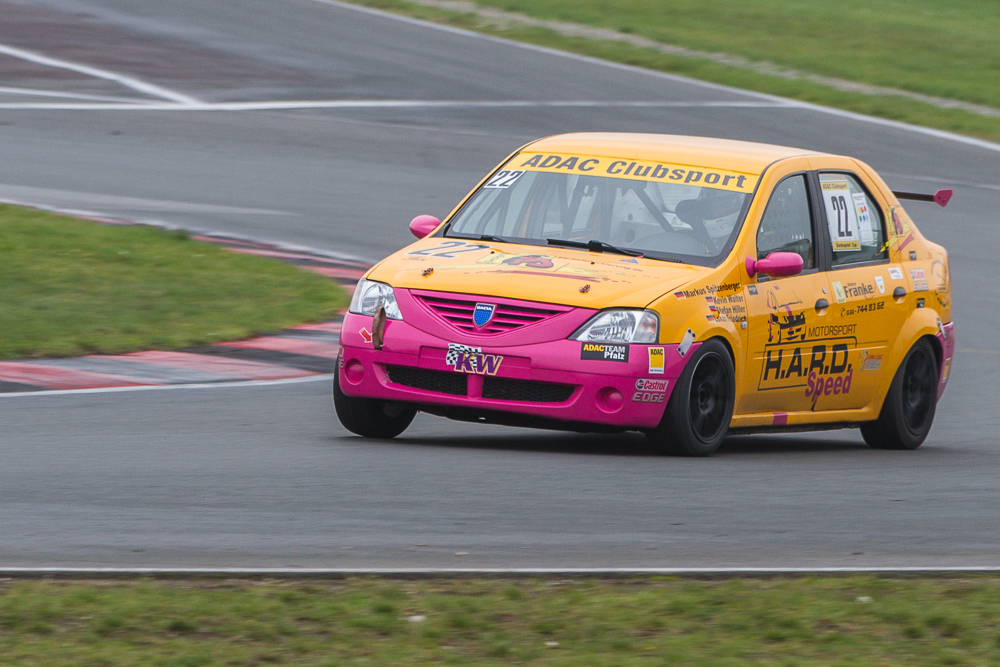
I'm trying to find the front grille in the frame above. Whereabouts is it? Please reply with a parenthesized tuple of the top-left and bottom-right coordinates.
(387, 366, 467, 396)
(481, 377, 575, 403)
(413, 293, 566, 335)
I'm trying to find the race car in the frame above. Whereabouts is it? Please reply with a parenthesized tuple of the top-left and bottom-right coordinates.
(334, 133, 954, 456)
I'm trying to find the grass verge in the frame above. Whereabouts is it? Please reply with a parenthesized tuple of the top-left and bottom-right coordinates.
(2, 576, 1000, 665)
(343, 0, 1000, 144)
(0, 205, 347, 359)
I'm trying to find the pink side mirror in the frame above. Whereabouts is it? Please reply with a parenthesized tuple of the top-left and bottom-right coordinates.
(409, 215, 441, 239)
(745, 252, 804, 279)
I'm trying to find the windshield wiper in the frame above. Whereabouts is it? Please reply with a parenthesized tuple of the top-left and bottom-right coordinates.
(479, 234, 509, 242)
(546, 238, 643, 257)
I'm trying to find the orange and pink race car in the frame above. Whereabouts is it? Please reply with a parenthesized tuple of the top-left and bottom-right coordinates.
(334, 133, 954, 456)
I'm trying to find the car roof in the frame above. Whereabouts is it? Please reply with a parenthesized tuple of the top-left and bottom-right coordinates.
(524, 132, 833, 174)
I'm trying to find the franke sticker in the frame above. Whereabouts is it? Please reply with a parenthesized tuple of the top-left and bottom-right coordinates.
(446, 343, 502, 375)
(514, 152, 758, 193)
(888, 267, 904, 280)
(581, 343, 629, 362)
(648, 347, 665, 374)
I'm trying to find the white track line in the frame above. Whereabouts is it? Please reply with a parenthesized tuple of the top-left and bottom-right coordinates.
(0, 42, 199, 105)
(314, 0, 1000, 155)
(1, 566, 1000, 575)
(0, 86, 153, 103)
(0, 374, 334, 399)
(0, 99, 790, 111)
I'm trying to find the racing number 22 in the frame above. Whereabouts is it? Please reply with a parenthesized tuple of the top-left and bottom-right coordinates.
(407, 241, 491, 258)
(832, 195, 853, 238)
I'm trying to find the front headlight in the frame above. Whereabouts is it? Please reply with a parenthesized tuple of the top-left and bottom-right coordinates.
(349, 278, 403, 320)
(570, 309, 659, 344)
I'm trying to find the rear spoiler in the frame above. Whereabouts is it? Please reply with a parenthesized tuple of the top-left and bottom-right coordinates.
(892, 188, 953, 207)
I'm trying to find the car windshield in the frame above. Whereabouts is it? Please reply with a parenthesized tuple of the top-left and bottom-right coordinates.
(445, 153, 757, 265)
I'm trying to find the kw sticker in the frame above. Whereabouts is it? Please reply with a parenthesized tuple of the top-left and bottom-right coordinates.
(446, 343, 502, 375)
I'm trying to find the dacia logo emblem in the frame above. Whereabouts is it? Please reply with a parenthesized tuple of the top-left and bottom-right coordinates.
(473, 303, 496, 328)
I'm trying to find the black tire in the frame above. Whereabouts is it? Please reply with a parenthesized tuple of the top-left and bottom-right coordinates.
(861, 338, 938, 450)
(646, 339, 735, 457)
(334, 366, 416, 439)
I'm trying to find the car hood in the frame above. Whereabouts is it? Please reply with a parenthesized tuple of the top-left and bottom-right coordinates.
(366, 239, 707, 308)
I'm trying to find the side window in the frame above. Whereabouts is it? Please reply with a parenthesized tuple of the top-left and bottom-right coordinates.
(756, 174, 814, 270)
(819, 172, 887, 267)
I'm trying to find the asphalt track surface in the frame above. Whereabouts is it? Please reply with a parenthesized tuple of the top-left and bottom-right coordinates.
(1, 0, 999, 569)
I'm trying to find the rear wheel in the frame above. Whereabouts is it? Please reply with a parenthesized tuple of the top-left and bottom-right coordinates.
(646, 339, 734, 457)
(861, 338, 938, 450)
(334, 366, 416, 438)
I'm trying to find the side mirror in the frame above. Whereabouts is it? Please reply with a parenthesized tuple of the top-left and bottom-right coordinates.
(409, 215, 441, 239)
(745, 252, 804, 279)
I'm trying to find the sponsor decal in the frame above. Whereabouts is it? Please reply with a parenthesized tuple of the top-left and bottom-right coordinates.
(648, 346, 666, 373)
(914, 281, 929, 292)
(747, 284, 758, 295)
(483, 169, 524, 189)
(359, 328, 372, 343)
(942, 358, 952, 384)
(899, 234, 916, 251)
(859, 350, 882, 372)
(808, 323, 857, 338)
(917, 298, 925, 308)
(822, 180, 862, 252)
(515, 152, 758, 193)
(619, 257, 639, 264)
(910, 268, 926, 281)
(805, 363, 854, 407)
(472, 303, 496, 328)
(874, 276, 885, 294)
(677, 329, 696, 358)
(632, 391, 665, 403)
(840, 301, 884, 318)
(581, 342, 629, 362)
(841, 281, 875, 299)
(635, 378, 668, 391)
(504, 254, 555, 268)
(446, 343, 502, 375)
(888, 267, 904, 280)
(407, 241, 491, 258)
(832, 281, 847, 304)
(766, 288, 805, 344)
(909, 251, 917, 261)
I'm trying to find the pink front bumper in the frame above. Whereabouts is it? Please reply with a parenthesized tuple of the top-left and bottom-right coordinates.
(337, 312, 697, 430)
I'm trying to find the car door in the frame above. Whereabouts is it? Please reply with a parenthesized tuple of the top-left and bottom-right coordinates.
(813, 169, 903, 411)
(741, 173, 833, 416)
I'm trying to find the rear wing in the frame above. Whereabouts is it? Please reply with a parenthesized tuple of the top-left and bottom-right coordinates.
(892, 188, 953, 207)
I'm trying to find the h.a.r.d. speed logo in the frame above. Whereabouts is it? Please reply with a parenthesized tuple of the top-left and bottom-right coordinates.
(473, 303, 496, 328)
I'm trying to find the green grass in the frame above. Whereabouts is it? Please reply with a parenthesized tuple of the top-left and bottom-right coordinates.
(0, 205, 347, 359)
(3, 576, 1000, 665)
(344, 0, 1000, 143)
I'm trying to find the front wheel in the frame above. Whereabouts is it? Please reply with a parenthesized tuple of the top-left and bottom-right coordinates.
(646, 339, 735, 457)
(334, 366, 416, 438)
(861, 338, 938, 450)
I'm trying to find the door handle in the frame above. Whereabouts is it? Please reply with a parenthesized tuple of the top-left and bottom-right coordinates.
(893, 287, 906, 298)
(815, 298, 829, 311)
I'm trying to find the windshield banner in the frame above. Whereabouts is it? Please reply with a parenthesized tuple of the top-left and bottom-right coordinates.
(511, 152, 759, 194)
